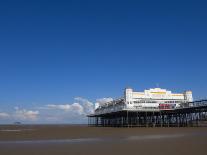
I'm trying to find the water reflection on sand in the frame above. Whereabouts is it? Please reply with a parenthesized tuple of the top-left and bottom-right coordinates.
(127, 134, 185, 140)
(0, 138, 101, 144)
(0, 129, 34, 132)
(1, 132, 204, 145)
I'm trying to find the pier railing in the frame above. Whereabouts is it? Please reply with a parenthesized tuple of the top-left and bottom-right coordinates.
(93, 100, 207, 116)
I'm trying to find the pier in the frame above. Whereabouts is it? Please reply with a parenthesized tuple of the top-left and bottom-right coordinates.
(88, 100, 207, 127)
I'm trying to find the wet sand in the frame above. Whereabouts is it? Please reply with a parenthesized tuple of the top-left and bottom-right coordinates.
(0, 125, 207, 155)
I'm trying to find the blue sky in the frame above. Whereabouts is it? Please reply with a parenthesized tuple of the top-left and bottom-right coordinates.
(0, 0, 207, 123)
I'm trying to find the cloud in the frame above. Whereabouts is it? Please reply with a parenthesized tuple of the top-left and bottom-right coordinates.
(38, 97, 95, 123)
(0, 97, 112, 123)
(47, 104, 71, 111)
(46, 97, 94, 115)
(14, 107, 39, 121)
(95, 97, 113, 108)
(46, 103, 84, 115)
(74, 97, 94, 114)
(0, 112, 10, 119)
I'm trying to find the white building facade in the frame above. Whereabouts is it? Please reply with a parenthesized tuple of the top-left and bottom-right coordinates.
(125, 87, 193, 109)
(94, 87, 193, 114)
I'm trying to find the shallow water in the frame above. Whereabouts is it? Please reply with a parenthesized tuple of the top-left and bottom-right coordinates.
(0, 132, 204, 145)
(0, 138, 101, 145)
(126, 133, 185, 140)
(0, 129, 34, 132)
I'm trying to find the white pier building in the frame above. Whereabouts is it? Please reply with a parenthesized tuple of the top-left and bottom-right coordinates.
(95, 87, 193, 115)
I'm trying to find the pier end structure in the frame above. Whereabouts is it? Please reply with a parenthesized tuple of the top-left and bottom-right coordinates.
(88, 88, 207, 127)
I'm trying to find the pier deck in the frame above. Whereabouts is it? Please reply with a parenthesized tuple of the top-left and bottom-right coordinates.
(88, 100, 207, 127)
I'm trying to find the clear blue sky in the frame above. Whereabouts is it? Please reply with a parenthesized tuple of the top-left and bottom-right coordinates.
(0, 0, 207, 123)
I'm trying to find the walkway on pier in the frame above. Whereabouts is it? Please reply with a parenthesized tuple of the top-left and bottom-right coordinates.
(88, 100, 207, 127)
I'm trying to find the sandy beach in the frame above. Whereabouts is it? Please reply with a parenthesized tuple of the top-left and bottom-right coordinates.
(0, 125, 207, 155)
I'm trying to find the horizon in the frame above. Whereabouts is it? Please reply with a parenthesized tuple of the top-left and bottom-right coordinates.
(0, 0, 207, 124)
